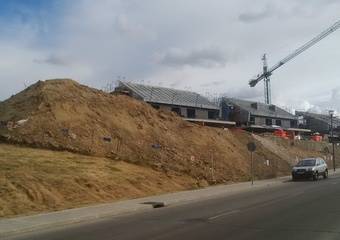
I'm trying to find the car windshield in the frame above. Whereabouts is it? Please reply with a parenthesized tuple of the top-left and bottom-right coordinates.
(296, 159, 316, 166)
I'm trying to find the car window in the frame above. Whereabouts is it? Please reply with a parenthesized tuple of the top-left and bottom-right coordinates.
(296, 159, 316, 166)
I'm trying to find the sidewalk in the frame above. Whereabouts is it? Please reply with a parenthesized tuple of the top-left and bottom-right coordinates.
(1, 170, 339, 237)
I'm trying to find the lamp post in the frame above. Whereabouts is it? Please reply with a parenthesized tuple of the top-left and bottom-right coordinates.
(329, 110, 335, 172)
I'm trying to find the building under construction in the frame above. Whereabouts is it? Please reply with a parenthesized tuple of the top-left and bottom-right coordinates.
(115, 81, 220, 119)
(221, 98, 297, 128)
(296, 111, 340, 135)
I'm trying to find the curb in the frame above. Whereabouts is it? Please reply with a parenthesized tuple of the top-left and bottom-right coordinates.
(1, 170, 340, 237)
(0, 202, 152, 238)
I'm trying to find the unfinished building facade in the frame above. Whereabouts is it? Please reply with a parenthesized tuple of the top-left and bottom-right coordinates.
(114, 81, 220, 120)
(296, 111, 340, 135)
(221, 98, 297, 129)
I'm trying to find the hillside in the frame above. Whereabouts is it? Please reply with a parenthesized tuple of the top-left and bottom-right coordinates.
(0, 79, 294, 182)
(0, 79, 328, 217)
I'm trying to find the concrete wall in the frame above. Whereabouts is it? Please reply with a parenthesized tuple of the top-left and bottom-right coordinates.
(281, 120, 292, 128)
(153, 103, 215, 119)
(307, 118, 329, 134)
(254, 116, 293, 128)
(255, 117, 265, 125)
(180, 107, 187, 117)
(224, 105, 295, 128)
(226, 106, 249, 126)
(195, 109, 208, 119)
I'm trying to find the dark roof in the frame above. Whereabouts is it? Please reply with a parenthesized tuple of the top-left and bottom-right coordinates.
(117, 81, 219, 110)
(223, 98, 296, 120)
(296, 111, 340, 126)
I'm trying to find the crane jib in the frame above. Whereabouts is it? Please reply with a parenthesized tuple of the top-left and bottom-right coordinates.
(249, 19, 340, 88)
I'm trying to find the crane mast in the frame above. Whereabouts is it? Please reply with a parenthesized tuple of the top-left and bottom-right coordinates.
(262, 54, 271, 105)
(249, 19, 340, 104)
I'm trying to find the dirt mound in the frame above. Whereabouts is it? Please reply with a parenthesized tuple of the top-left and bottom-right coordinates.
(0, 79, 316, 184)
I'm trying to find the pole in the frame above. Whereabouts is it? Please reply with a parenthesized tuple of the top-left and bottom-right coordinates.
(331, 113, 336, 172)
(247, 141, 256, 185)
(211, 153, 215, 183)
(333, 143, 336, 172)
(251, 151, 254, 185)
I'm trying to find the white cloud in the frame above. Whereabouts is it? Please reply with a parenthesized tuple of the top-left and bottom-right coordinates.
(33, 55, 71, 66)
(115, 14, 156, 40)
(238, 4, 275, 23)
(155, 46, 228, 68)
(0, 0, 340, 117)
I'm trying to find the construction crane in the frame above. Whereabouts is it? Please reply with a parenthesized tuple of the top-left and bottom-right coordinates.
(249, 19, 340, 105)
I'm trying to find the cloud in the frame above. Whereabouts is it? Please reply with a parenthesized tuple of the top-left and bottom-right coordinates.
(280, 88, 340, 116)
(0, 0, 340, 118)
(238, 5, 273, 23)
(115, 14, 156, 40)
(33, 55, 70, 66)
(328, 87, 340, 113)
(238, 1, 340, 24)
(331, 87, 340, 102)
(200, 80, 224, 88)
(222, 87, 263, 100)
(299, 87, 340, 115)
(155, 47, 228, 68)
(298, 100, 323, 114)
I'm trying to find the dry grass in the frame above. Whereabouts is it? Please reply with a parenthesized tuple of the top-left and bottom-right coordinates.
(0, 144, 196, 218)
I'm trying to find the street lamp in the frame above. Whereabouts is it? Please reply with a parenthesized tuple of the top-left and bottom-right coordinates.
(329, 110, 335, 172)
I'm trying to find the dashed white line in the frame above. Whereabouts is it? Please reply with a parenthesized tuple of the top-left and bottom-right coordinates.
(208, 209, 241, 220)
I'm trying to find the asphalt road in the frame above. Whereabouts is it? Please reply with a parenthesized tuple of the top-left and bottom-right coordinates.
(6, 175, 340, 240)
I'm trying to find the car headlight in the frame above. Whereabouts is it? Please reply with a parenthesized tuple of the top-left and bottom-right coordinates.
(307, 168, 314, 171)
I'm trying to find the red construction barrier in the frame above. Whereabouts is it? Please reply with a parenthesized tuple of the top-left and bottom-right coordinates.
(273, 129, 289, 139)
(311, 135, 323, 142)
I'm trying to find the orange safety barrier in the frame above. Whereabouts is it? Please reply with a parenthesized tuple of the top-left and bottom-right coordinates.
(273, 129, 289, 139)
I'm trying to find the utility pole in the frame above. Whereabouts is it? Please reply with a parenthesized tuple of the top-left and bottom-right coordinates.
(211, 153, 215, 183)
(329, 110, 336, 172)
(247, 142, 256, 185)
(250, 151, 254, 185)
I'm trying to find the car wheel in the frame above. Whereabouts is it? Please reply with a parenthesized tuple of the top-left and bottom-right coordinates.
(313, 172, 319, 181)
(323, 170, 328, 179)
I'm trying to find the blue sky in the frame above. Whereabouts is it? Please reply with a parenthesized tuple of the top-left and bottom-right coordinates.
(0, 0, 340, 114)
(0, 0, 52, 16)
(0, 0, 62, 46)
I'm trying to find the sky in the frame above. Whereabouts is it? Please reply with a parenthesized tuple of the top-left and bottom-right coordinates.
(0, 0, 340, 114)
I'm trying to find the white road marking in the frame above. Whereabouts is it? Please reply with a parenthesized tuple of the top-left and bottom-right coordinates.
(208, 209, 241, 220)
(208, 192, 305, 221)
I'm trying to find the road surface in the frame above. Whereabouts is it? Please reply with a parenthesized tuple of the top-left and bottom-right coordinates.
(6, 175, 340, 240)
